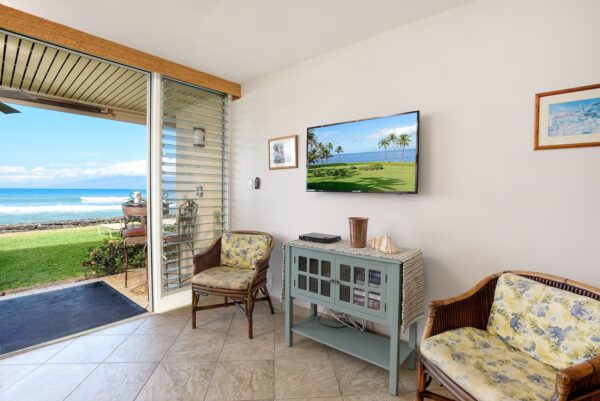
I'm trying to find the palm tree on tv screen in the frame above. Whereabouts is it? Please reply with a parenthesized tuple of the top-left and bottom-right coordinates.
(378, 137, 390, 161)
(397, 133, 411, 162)
(388, 132, 398, 160)
(335, 145, 344, 163)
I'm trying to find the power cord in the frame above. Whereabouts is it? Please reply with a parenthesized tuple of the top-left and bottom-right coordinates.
(317, 308, 365, 331)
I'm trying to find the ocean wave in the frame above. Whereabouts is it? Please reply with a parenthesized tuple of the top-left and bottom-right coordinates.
(80, 196, 129, 203)
(0, 204, 122, 215)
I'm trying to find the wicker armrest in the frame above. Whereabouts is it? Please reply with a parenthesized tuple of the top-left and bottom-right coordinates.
(193, 237, 222, 276)
(553, 355, 600, 401)
(423, 273, 500, 339)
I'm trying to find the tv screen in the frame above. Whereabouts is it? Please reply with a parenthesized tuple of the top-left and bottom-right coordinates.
(306, 111, 419, 194)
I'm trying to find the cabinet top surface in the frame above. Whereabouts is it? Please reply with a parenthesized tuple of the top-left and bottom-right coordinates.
(285, 239, 421, 264)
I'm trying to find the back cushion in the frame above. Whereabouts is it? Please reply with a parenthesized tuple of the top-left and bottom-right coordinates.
(220, 232, 271, 269)
(488, 273, 600, 370)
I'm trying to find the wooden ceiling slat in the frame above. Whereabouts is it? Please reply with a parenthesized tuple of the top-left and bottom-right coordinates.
(52, 55, 83, 96)
(87, 67, 129, 104)
(78, 64, 119, 102)
(112, 79, 146, 109)
(36, 47, 63, 93)
(11, 39, 32, 88)
(1, 35, 19, 86)
(69, 60, 104, 99)
(90, 68, 135, 102)
(60, 58, 95, 98)
(103, 74, 145, 105)
(46, 53, 79, 95)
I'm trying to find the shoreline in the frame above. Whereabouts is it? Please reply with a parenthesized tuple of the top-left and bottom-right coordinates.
(0, 217, 121, 234)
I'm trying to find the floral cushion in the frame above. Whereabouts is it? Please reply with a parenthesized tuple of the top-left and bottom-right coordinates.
(192, 266, 255, 290)
(220, 232, 271, 269)
(488, 273, 600, 370)
(421, 327, 557, 401)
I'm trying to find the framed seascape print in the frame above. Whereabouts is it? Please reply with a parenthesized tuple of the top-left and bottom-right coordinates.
(535, 83, 600, 150)
(268, 134, 298, 169)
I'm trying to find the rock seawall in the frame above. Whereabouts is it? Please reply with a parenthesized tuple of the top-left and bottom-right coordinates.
(0, 217, 121, 234)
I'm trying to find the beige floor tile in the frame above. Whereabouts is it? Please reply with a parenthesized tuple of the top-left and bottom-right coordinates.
(397, 367, 418, 393)
(205, 360, 274, 401)
(0, 363, 97, 401)
(164, 329, 226, 362)
(328, 349, 388, 396)
(0, 364, 38, 391)
(48, 335, 128, 363)
(220, 331, 274, 361)
(0, 339, 74, 365)
(89, 318, 146, 335)
(231, 313, 275, 338)
(134, 314, 189, 335)
(342, 393, 415, 401)
(65, 362, 156, 401)
(274, 355, 340, 399)
(180, 310, 234, 334)
(274, 329, 328, 359)
(276, 398, 342, 401)
(106, 334, 176, 363)
(135, 361, 215, 401)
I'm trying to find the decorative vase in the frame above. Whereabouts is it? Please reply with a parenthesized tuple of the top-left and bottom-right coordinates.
(349, 217, 369, 248)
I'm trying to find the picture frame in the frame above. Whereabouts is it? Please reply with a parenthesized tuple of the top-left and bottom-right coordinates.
(535, 83, 600, 150)
(268, 134, 298, 169)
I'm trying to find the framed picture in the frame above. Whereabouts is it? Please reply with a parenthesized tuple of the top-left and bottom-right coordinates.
(535, 83, 600, 150)
(268, 134, 298, 169)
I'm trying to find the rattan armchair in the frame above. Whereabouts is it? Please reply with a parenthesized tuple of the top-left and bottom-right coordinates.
(191, 230, 275, 339)
(417, 271, 600, 401)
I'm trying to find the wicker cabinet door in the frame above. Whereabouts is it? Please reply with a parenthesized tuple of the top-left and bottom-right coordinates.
(334, 256, 388, 320)
(291, 248, 335, 303)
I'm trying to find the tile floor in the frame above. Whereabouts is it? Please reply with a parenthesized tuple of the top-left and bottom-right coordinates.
(0, 297, 455, 401)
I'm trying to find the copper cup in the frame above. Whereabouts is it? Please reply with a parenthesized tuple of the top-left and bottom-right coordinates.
(349, 217, 368, 248)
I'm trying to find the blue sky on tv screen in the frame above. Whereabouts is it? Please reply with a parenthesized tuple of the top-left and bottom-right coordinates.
(0, 103, 146, 188)
(311, 112, 418, 154)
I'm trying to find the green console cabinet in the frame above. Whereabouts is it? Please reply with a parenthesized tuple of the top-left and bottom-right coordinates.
(284, 240, 423, 395)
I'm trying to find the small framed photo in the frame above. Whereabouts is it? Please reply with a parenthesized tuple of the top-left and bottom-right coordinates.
(268, 134, 298, 169)
(535, 83, 600, 150)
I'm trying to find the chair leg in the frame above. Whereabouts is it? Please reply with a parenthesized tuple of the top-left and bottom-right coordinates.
(124, 245, 129, 288)
(417, 361, 427, 401)
(247, 294, 255, 339)
(191, 291, 199, 329)
(262, 287, 275, 314)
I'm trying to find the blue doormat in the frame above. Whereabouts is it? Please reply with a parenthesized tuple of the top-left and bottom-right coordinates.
(0, 281, 146, 355)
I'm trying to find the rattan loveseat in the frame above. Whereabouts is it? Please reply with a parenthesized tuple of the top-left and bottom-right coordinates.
(417, 271, 600, 401)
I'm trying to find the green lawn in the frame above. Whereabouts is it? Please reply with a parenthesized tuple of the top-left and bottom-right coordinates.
(0, 226, 103, 291)
(307, 162, 417, 192)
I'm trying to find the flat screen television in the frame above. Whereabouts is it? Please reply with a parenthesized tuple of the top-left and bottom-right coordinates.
(306, 110, 419, 194)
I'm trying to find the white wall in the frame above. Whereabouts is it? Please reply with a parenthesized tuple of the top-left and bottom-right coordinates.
(230, 0, 600, 327)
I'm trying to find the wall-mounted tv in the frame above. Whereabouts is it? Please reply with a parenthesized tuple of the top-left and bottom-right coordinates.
(306, 110, 419, 194)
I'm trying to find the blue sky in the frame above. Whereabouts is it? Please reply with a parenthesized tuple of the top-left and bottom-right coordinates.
(311, 112, 418, 154)
(0, 103, 146, 188)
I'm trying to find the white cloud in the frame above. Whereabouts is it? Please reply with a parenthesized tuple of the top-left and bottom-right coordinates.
(366, 124, 418, 140)
(0, 160, 147, 185)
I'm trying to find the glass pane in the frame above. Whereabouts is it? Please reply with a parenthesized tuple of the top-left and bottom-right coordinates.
(309, 258, 319, 275)
(340, 285, 351, 302)
(369, 270, 382, 287)
(298, 256, 307, 272)
(353, 289, 365, 306)
(321, 280, 331, 297)
(340, 264, 351, 282)
(161, 78, 228, 293)
(322, 261, 331, 277)
(298, 274, 307, 290)
(309, 277, 318, 293)
(354, 267, 365, 285)
(368, 292, 381, 310)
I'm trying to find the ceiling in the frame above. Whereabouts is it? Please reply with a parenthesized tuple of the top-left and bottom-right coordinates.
(1, 0, 470, 84)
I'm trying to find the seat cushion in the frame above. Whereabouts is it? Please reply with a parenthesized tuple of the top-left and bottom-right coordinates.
(192, 266, 255, 290)
(421, 327, 557, 401)
(488, 273, 600, 370)
(220, 232, 271, 269)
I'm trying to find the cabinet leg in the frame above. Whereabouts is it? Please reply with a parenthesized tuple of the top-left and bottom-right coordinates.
(408, 321, 418, 370)
(389, 323, 400, 395)
(285, 295, 293, 347)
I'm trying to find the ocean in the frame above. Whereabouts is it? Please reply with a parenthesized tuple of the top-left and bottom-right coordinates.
(314, 149, 417, 164)
(0, 188, 146, 225)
